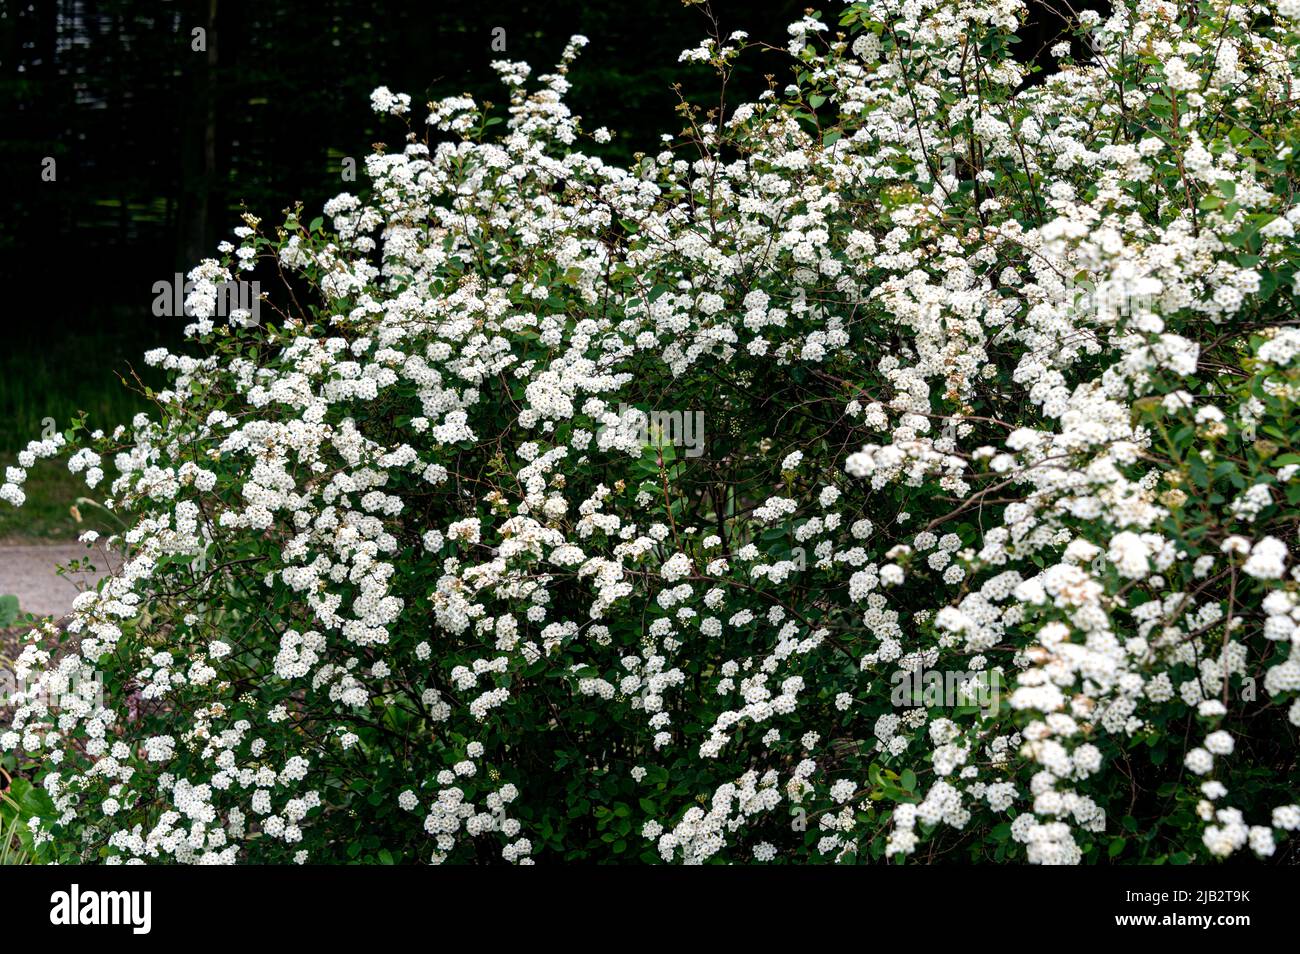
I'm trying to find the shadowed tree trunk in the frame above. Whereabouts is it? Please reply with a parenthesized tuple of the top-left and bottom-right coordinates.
(178, 0, 218, 269)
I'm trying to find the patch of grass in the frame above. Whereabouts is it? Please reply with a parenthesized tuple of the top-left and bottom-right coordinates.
(0, 307, 170, 450)
(0, 458, 124, 541)
(0, 788, 31, 865)
(0, 306, 176, 541)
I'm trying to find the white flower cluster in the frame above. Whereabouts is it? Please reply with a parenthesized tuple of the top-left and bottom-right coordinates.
(3, 0, 1300, 866)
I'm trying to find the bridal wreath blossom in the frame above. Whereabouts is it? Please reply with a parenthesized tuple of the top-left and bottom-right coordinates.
(3, 0, 1300, 865)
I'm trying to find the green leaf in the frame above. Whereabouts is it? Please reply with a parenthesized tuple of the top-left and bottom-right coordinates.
(0, 594, 19, 627)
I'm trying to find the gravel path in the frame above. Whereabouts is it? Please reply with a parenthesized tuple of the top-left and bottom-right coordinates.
(0, 542, 123, 620)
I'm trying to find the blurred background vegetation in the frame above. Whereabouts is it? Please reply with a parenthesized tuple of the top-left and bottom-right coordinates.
(0, 0, 1074, 538)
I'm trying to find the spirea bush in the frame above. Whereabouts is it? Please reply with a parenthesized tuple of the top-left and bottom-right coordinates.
(4, 0, 1300, 865)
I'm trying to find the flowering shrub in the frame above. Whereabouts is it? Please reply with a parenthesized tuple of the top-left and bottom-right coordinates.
(3, 0, 1300, 865)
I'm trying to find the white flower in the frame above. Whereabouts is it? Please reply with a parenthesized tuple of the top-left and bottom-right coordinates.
(1184, 748, 1214, 775)
(1243, 537, 1287, 579)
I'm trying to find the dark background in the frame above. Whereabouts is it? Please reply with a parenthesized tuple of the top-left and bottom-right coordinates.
(1, 0, 811, 321)
(0, 0, 1077, 511)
